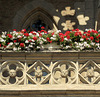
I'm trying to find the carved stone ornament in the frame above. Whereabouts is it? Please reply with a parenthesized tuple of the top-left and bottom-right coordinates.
(0, 61, 24, 85)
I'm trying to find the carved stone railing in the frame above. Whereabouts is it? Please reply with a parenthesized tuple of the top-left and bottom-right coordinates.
(0, 51, 100, 96)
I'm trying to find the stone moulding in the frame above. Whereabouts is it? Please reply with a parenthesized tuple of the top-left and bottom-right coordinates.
(0, 51, 100, 93)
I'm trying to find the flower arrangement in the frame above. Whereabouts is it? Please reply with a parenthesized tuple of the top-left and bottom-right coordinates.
(0, 27, 100, 51)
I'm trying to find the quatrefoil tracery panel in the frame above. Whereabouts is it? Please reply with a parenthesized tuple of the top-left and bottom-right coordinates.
(79, 60, 100, 84)
(52, 61, 76, 84)
(26, 61, 51, 84)
(0, 61, 24, 85)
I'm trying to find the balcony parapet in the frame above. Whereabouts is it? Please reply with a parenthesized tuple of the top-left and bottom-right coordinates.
(0, 51, 100, 92)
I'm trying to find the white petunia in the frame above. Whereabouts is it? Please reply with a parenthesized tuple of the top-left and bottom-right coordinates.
(80, 38, 84, 41)
(13, 47, 17, 51)
(25, 40, 29, 43)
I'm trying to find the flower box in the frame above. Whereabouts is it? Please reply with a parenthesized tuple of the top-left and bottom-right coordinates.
(42, 42, 61, 51)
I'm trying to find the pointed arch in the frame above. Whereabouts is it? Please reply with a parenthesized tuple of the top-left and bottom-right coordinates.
(20, 7, 58, 31)
(12, 0, 65, 31)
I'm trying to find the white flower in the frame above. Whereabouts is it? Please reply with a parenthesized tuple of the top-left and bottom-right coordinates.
(1, 35, 6, 38)
(96, 43, 99, 47)
(36, 33, 39, 36)
(0, 39, 5, 42)
(91, 42, 95, 46)
(9, 42, 13, 46)
(53, 35, 56, 37)
(64, 38, 68, 41)
(29, 45, 33, 48)
(2, 31, 7, 35)
(13, 47, 17, 51)
(80, 47, 84, 50)
(31, 42, 35, 45)
(66, 46, 70, 49)
(80, 38, 84, 41)
(15, 43, 19, 45)
(37, 46, 40, 49)
(17, 35, 21, 38)
(25, 40, 29, 43)
(76, 46, 80, 48)
(18, 47, 21, 50)
(40, 41, 43, 44)
(29, 33, 33, 36)
(75, 42, 78, 45)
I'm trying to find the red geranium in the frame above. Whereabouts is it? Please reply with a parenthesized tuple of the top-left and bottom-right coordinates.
(33, 37, 37, 40)
(46, 37, 52, 43)
(67, 35, 70, 39)
(30, 31, 36, 35)
(64, 31, 70, 36)
(60, 36, 64, 42)
(14, 40, 17, 43)
(21, 29, 26, 33)
(82, 35, 86, 39)
(90, 36, 94, 40)
(7, 34, 12, 38)
(13, 29, 16, 31)
(24, 33, 29, 37)
(41, 26, 45, 29)
(46, 37, 50, 41)
(20, 43, 24, 47)
(59, 33, 64, 36)
(18, 39, 21, 42)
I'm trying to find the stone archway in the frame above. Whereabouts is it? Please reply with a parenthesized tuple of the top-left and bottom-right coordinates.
(13, 0, 65, 31)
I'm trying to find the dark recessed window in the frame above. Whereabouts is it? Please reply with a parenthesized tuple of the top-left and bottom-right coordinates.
(26, 19, 50, 32)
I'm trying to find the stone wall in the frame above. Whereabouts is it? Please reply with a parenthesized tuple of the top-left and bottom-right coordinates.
(0, 0, 99, 32)
(0, 51, 100, 97)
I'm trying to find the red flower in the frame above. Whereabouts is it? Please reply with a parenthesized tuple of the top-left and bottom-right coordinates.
(67, 35, 70, 39)
(13, 29, 16, 31)
(64, 31, 70, 36)
(86, 33, 90, 37)
(33, 37, 37, 40)
(52, 32, 54, 36)
(84, 32, 86, 34)
(21, 29, 26, 33)
(59, 33, 64, 36)
(86, 38, 89, 40)
(92, 30, 98, 34)
(90, 36, 94, 40)
(75, 29, 79, 31)
(20, 43, 24, 47)
(14, 40, 17, 43)
(18, 39, 21, 42)
(0, 44, 1, 47)
(40, 30, 47, 34)
(24, 33, 29, 37)
(95, 40, 99, 43)
(7, 34, 12, 38)
(39, 33, 42, 37)
(46, 37, 50, 41)
(82, 35, 86, 39)
(98, 34, 100, 38)
(49, 40, 52, 43)
(74, 32, 79, 36)
(87, 30, 91, 33)
(41, 26, 45, 29)
(46, 37, 52, 43)
(60, 36, 64, 42)
(30, 31, 36, 35)
(3, 45, 6, 48)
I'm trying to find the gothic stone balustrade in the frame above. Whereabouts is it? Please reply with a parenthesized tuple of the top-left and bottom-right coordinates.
(0, 51, 100, 97)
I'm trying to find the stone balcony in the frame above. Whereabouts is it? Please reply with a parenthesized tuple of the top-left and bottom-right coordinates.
(0, 51, 100, 97)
